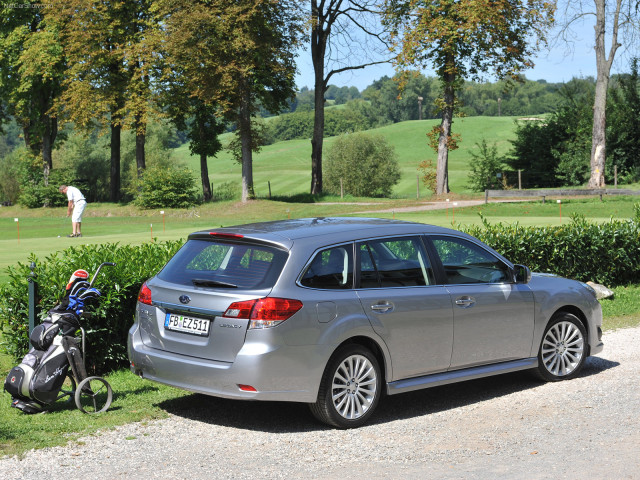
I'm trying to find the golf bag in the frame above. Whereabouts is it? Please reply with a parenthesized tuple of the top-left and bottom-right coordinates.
(4, 270, 93, 413)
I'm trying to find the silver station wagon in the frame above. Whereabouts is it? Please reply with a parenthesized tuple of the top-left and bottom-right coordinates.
(128, 217, 603, 428)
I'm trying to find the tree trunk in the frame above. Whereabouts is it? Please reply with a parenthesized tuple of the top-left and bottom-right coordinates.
(589, 76, 608, 188)
(200, 153, 212, 202)
(310, 3, 327, 195)
(239, 84, 253, 203)
(110, 122, 121, 202)
(588, 0, 621, 188)
(195, 113, 213, 202)
(39, 89, 56, 187)
(41, 124, 52, 188)
(135, 113, 146, 178)
(436, 71, 455, 195)
(311, 78, 325, 195)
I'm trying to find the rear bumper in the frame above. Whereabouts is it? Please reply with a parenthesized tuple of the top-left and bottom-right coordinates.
(127, 323, 327, 403)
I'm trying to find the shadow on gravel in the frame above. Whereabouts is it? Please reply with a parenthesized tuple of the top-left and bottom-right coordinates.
(156, 355, 620, 433)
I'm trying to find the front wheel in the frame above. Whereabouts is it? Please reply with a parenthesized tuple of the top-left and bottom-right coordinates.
(535, 313, 587, 382)
(310, 345, 382, 428)
(74, 376, 113, 414)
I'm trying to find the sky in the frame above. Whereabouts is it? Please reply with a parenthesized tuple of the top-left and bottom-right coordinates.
(294, 15, 629, 92)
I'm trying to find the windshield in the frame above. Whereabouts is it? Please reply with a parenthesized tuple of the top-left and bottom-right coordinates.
(157, 239, 289, 290)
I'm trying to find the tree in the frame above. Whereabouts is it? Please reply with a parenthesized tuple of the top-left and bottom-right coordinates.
(467, 140, 505, 192)
(154, 49, 226, 202)
(309, 0, 390, 195)
(384, 0, 554, 194)
(556, 0, 639, 188)
(607, 59, 640, 181)
(50, 0, 155, 202)
(155, 0, 303, 202)
(505, 79, 596, 188)
(0, 4, 64, 185)
(186, 104, 225, 202)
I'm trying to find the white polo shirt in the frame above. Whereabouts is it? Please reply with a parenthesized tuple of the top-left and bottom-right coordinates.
(66, 186, 85, 204)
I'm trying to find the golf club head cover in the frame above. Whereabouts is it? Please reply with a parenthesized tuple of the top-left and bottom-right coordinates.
(66, 270, 89, 291)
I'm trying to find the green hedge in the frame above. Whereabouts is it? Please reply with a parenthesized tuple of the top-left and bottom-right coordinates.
(0, 240, 183, 373)
(1, 213, 639, 373)
(462, 214, 640, 286)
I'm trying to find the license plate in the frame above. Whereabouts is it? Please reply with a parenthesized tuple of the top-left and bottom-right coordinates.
(164, 313, 211, 337)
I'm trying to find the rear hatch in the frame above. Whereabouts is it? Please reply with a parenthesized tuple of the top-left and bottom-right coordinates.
(138, 235, 290, 362)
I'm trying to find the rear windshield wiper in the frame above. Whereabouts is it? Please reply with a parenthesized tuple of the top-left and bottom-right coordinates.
(191, 278, 238, 288)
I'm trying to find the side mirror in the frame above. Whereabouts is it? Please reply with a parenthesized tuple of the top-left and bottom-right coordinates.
(514, 264, 531, 284)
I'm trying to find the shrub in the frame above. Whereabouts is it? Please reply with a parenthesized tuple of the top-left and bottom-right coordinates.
(467, 140, 507, 191)
(324, 133, 401, 198)
(212, 181, 240, 201)
(133, 163, 199, 209)
(0, 240, 183, 372)
(462, 214, 640, 286)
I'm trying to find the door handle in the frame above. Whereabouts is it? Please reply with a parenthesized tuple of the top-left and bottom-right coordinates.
(371, 302, 394, 313)
(455, 296, 476, 308)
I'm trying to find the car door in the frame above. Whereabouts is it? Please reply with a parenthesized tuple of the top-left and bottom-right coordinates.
(427, 235, 535, 370)
(355, 236, 454, 380)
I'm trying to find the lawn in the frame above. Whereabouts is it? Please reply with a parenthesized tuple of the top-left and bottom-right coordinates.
(174, 116, 522, 197)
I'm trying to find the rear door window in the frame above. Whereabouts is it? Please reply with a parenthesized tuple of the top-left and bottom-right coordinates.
(158, 239, 288, 289)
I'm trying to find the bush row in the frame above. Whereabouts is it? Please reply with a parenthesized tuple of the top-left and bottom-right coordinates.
(0, 240, 183, 373)
(462, 213, 640, 286)
(1, 214, 639, 372)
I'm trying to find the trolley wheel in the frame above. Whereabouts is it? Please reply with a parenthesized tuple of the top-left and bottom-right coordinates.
(74, 376, 113, 414)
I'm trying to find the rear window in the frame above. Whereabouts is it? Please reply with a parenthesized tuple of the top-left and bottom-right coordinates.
(157, 239, 288, 289)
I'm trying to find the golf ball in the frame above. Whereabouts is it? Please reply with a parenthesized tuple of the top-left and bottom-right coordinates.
(57, 235, 60, 237)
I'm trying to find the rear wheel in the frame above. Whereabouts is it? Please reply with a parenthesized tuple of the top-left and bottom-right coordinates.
(310, 345, 382, 428)
(74, 376, 112, 414)
(535, 313, 587, 381)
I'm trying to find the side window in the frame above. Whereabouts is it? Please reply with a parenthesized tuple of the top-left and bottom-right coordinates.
(431, 236, 511, 284)
(359, 237, 433, 288)
(300, 245, 353, 289)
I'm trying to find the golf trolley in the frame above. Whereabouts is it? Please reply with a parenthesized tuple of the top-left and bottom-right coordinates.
(4, 262, 116, 414)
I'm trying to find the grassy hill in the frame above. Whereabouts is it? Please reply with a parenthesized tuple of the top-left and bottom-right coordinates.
(172, 116, 522, 198)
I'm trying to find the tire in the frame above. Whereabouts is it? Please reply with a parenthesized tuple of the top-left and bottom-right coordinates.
(310, 344, 382, 428)
(74, 376, 113, 414)
(535, 312, 587, 382)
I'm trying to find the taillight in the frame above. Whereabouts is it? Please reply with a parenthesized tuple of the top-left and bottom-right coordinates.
(138, 282, 152, 305)
(223, 297, 303, 329)
(223, 299, 257, 319)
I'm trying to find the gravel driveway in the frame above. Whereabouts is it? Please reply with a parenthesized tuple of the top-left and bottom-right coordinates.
(2, 326, 639, 480)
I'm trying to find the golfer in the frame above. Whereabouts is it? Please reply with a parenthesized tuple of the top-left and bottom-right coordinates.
(59, 185, 86, 238)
